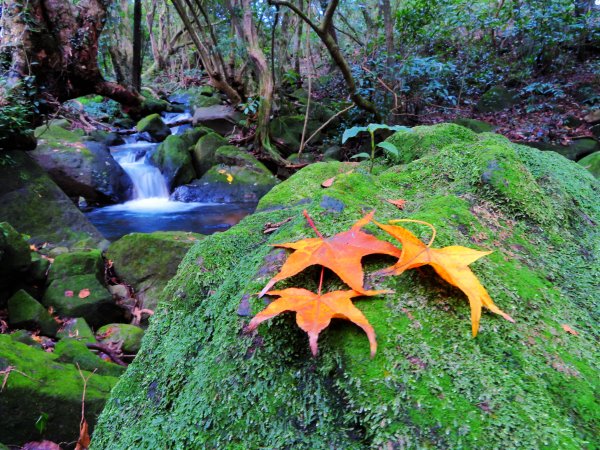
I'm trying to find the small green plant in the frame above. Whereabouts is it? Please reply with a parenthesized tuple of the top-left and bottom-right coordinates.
(342, 123, 409, 173)
(35, 412, 49, 434)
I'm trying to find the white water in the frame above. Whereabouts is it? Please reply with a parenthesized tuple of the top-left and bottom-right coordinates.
(108, 142, 183, 212)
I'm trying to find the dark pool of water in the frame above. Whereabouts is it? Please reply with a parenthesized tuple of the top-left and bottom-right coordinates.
(86, 198, 256, 241)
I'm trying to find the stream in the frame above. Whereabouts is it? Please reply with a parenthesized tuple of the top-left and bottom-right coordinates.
(86, 111, 257, 241)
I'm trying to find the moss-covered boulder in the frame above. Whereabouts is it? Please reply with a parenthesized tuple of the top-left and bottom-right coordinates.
(180, 126, 214, 150)
(97, 323, 145, 354)
(522, 138, 599, 162)
(30, 126, 133, 204)
(269, 115, 322, 156)
(54, 338, 125, 377)
(42, 275, 126, 328)
(93, 125, 599, 448)
(191, 132, 228, 177)
(150, 135, 196, 190)
(578, 151, 600, 178)
(191, 105, 240, 136)
(135, 114, 171, 142)
(8, 289, 58, 337)
(47, 249, 104, 283)
(452, 118, 494, 133)
(171, 148, 278, 203)
(0, 334, 119, 446)
(0, 222, 32, 293)
(106, 232, 203, 311)
(385, 122, 479, 164)
(475, 86, 519, 112)
(57, 317, 96, 344)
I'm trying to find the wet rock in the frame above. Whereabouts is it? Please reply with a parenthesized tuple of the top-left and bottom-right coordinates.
(150, 135, 196, 190)
(191, 132, 228, 177)
(323, 145, 342, 161)
(523, 138, 599, 161)
(87, 130, 125, 146)
(136, 114, 171, 142)
(172, 148, 278, 203)
(8, 289, 58, 337)
(180, 126, 214, 149)
(29, 126, 134, 204)
(269, 115, 322, 156)
(584, 109, 600, 124)
(192, 105, 241, 135)
(97, 323, 145, 354)
(42, 275, 126, 328)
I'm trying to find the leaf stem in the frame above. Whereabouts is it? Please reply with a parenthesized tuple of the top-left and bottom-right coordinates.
(317, 266, 325, 296)
(388, 219, 437, 247)
(303, 209, 324, 239)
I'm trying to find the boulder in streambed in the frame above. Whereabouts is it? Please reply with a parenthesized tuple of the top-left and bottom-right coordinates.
(47, 249, 104, 283)
(0, 222, 32, 291)
(29, 125, 133, 203)
(135, 113, 171, 142)
(269, 114, 322, 156)
(96, 323, 145, 354)
(191, 132, 228, 177)
(8, 289, 58, 337)
(106, 231, 203, 311)
(0, 334, 119, 447)
(54, 338, 125, 377)
(93, 124, 599, 449)
(56, 317, 96, 344)
(191, 104, 241, 135)
(171, 147, 278, 203)
(521, 137, 599, 161)
(150, 135, 196, 190)
(42, 274, 126, 328)
(578, 151, 600, 178)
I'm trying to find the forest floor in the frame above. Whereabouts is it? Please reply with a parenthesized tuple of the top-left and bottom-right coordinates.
(416, 69, 598, 146)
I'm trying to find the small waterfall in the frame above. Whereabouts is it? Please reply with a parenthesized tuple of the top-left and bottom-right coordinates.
(110, 143, 169, 200)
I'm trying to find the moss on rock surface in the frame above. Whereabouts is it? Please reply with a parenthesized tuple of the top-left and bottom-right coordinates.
(136, 114, 171, 142)
(106, 232, 203, 311)
(0, 334, 118, 446)
(93, 125, 599, 449)
(0, 152, 107, 248)
(150, 135, 196, 190)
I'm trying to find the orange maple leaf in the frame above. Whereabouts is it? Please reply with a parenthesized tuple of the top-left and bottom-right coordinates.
(386, 199, 406, 210)
(561, 324, 578, 336)
(375, 220, 514, 336)
(247, 288, 384, 357)
(259, 211, 402, 297)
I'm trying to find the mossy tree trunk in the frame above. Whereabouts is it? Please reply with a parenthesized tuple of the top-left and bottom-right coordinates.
(0, 0, 143, 114)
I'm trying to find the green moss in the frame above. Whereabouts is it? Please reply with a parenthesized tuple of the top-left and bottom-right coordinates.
(92, 126, 600, 449)
(42, 275, 123, 328)
(34, 124, 80, 143)
(0, 334, 118, 446)
(97, 324, 145, 354)
(47, 249, 104, 283)
(192, 132, 228, 176)
(54, 338, 125, 377)
(452, 118, 494, 133)
(578, 151, 600, 178)
(106, 231, 202, 310)
(385, 123, 478, 164)
(8, 289, 58, 337)
(151, 135, 196, 189)
(57, 317, 96, 344)
(136, 114, 171, 142)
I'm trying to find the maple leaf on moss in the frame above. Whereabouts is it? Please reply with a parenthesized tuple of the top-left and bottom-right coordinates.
(247, 288, 385, 357)
(375, 220, 514, 336)
(259, 211, 402, 297)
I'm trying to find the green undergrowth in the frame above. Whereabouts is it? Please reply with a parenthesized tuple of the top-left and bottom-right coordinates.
(92, 124, 599, 449)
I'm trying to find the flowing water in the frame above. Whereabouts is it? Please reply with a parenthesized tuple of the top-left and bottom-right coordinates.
(86, 115, 257, 241)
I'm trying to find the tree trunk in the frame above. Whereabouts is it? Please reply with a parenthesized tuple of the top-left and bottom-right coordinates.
(107, 0, 135, 88)
(381, 0, 394, 70)
(0, 0, 142, 113)
(132, 0, 143, 92)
